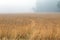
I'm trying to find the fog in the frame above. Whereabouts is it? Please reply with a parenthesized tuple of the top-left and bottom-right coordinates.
(0, 0, 60, 13)
(0, 0, 36, 13)
(35, 0, 60, 12)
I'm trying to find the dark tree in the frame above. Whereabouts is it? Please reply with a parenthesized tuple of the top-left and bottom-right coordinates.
(57, 1, 60, 8)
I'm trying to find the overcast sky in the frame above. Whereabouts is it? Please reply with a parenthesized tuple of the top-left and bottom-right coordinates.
(0, 0, 36, 13)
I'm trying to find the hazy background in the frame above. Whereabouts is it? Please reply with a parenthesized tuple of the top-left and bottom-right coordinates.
(0, 0, 36, 13)
(0, 0, 60, 13)
(34, 0, 60, 12)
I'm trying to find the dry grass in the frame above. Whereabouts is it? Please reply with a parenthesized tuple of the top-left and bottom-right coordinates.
(0, 14, 60, 40)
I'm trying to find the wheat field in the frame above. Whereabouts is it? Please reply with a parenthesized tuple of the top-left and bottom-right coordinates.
(0, 13, 60, 40)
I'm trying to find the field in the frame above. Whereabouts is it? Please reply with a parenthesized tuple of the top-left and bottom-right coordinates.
(0, 13, 60, 40)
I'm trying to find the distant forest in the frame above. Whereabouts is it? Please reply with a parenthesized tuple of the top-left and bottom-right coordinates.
(33, 0, 60, 12)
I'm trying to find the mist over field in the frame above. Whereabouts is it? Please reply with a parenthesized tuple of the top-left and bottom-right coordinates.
(0, 0, 60, 40)
(35, 0, 60, 12)
(0, 0, 36, 13)
(0, 0, 60, 13)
